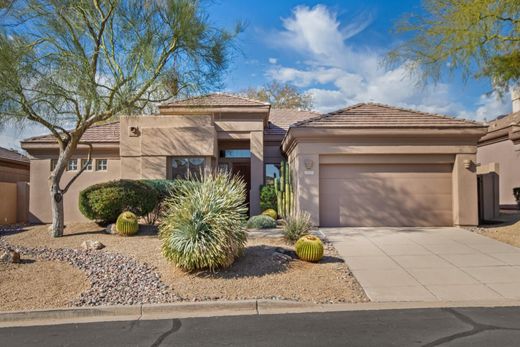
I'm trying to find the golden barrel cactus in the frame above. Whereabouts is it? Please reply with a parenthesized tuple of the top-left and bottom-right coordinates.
(116, 211, 139, 236)
(295, 235, 324, 262)
(262, 208, 277, 220)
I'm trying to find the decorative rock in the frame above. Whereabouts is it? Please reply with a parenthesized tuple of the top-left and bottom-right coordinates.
(0, 250, 21, 263)
(81, 240, 105, 250)
(105, 224, 117, 235)
(271, 251, 292, 264)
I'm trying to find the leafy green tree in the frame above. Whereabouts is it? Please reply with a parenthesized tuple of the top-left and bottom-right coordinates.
(242, 81, 313, 110)
(0, 0, 241, 236)
(387, 0, 519, 90)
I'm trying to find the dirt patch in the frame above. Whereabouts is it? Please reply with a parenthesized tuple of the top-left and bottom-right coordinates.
(3, 223, 368, 304)
(472, 211, 520, 247)
(0, 257, 89, 311)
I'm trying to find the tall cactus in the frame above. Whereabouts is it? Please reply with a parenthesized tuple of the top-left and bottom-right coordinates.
(275, 160, 294, 218)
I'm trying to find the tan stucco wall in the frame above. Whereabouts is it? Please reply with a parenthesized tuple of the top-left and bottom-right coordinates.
(0, 182, 17, 224)
(285, 132, 483, 227)
(0, 160, 29, 183)
(28, 150, 120, 223)
(477, 140, 520, 206)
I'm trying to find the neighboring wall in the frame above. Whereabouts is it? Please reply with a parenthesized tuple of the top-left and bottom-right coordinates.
(0, 160, 29, 183)
(477, 140, 520, 207)
(27, 148, 120, 223)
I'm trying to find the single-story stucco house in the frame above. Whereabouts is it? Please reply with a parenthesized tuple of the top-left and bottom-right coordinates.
(477, 90, 520, 209)
(21, 94, 487, 227)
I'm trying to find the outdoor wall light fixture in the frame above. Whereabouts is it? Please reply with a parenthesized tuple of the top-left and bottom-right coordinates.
(304, 159, 314, 170)
(463, 159, 472, 169)
(129, 126, 140, 137)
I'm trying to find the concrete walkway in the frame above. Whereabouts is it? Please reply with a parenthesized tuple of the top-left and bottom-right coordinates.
(322, 227, 520, 302)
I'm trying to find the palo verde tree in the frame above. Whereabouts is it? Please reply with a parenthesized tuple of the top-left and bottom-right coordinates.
(242, 81, 313, 110)
(387, 0, 519, 91)
(0, 0, 241, 237)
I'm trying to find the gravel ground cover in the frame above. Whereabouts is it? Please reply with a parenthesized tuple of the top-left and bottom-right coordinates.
(1, 223, 368, 308)
(467, 211, 520, 247)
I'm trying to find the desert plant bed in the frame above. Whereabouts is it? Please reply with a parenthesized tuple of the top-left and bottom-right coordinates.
(1, 223, 368, 310)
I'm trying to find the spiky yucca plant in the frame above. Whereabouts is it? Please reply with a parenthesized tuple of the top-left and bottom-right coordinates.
(282, 211, 312, 242)
(159, 172, 248, 272)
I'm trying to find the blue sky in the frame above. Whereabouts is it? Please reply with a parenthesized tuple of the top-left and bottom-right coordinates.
(0, 0, 513, 150)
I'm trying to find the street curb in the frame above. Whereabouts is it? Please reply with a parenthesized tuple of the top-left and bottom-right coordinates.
(2, 299, 520, 328)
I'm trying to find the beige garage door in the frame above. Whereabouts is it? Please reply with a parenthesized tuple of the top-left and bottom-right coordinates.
(319, 164, 453, 227)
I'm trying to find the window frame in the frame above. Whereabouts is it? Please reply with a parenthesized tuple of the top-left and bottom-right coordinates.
(169, 157, 206, 180)
(81, 159, 93, 171)
(95, 159, 108, 172)
(66, 159, 78, 172)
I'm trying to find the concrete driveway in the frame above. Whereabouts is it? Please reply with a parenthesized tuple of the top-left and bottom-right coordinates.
(321, 227, 520, 302)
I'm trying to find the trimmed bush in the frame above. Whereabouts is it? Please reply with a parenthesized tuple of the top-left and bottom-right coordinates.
(116, 211, 139, 236)
(514, 187, 520, 208)
(140, 179, 180, 224)
(79, 180, 159, 224)
(247, 215, 277, 229)
(295, 235, 324, 262)
(282, 211, 312, 242)
(260, 184, 277, 211)
(262, 208, 277, 220)
(159, 172, 248, 272)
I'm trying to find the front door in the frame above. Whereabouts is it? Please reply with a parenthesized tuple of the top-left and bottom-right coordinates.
(232, 162, 251, 213)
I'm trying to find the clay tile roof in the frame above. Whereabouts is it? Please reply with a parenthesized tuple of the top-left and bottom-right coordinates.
(162, 93, 270, 107)
(292, 103, 485, 129)
(22, 121, 120, 144)
(0, 146, 29, 164)
(265, 108, 320, 135)
(485, 111, 520, 132)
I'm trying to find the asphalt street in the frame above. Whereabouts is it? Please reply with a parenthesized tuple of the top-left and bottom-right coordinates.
(2, 306, 520, 346)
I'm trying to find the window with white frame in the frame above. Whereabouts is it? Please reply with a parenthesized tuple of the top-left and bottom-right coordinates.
(81, 159, 93, 171)
(67, 159, 78, 171)
(96, 159, 108, 171)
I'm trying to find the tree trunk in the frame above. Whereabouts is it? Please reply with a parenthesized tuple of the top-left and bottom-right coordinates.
(50, 178, 65, 237)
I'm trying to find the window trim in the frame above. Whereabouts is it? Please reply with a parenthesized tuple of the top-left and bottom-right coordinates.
(95, 159, 108, 171)
(67, 159, 78, 172)
(81, 159, 93, 171)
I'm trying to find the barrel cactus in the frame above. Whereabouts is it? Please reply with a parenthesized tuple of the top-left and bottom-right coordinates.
(295, 235, 324, 262)
(116, 211, 139, 236)
(262, 208, 277, 220)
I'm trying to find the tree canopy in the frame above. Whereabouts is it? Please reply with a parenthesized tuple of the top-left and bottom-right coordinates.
(0, 0, 241, 236)
(242, 81, 313, 110)
(387, 0, 519, 91)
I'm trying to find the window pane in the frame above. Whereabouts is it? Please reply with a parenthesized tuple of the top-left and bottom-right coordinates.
(265, 164, 280, 185)
(81, 159, 92, 171)
(170, 157, 205, 180)
(219, 149, 251, 158)
(96, 159, 107, 171)
(67, 159, 78, 171)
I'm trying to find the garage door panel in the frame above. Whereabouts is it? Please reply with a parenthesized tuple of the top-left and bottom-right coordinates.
(320, 177, 452, 195)
(319, 164, 453, 227)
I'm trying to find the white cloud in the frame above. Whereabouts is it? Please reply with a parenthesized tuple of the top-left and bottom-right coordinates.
(475, 92, 512, 121)
(266, 5, 508, 119)
(268, 57, 278, 64)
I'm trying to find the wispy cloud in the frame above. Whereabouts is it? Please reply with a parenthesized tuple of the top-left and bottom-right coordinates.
(266, 5, 511, 118)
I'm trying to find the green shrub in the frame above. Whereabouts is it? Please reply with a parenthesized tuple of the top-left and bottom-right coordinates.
(260, 184, 277, 211)
(79, 180, 159, 224)
(514, 187, 520, 207)
(262, 208, 277, 220)
(295, 235, 324, 262)
(116, 211, 139, 236)
(140, 179, 180, 224)
(247, 215, 277, 229)
(283, 211, 312, 242)
(159, 172, 248, 272)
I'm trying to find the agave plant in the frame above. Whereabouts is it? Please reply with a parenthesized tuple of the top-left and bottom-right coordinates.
(282, 211, 312, 242)
(159, 172, 248, 272)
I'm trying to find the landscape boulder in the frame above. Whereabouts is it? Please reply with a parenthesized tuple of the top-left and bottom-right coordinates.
(81, 240, 105, 250)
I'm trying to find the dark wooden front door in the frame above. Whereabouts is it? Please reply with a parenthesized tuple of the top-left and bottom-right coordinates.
(232, 162, 251, 212)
